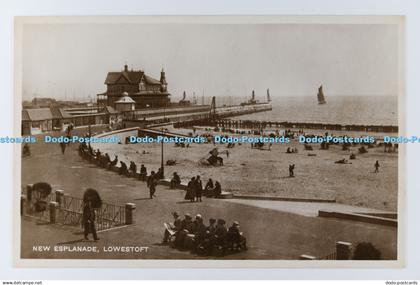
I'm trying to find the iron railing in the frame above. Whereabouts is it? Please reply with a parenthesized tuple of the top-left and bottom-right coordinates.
(319, 250, 337, 260)
(22, 187, 126, 231)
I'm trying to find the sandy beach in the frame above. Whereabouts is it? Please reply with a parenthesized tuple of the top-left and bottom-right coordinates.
(93, 126, 398, 211)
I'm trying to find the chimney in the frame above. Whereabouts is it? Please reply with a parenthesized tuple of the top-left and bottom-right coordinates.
(124, 64, 128, 72)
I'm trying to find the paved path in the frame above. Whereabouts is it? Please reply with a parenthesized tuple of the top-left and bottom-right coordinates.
(20, 129, 398, 260)
(225, 199, 391, 217)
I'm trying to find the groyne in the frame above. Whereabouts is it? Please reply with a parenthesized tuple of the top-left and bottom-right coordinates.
(216, 119, 398, 133)
(176, 118, 398, 133)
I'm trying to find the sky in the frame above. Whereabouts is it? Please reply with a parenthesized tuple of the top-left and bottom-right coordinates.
(21, 22, 399, 102)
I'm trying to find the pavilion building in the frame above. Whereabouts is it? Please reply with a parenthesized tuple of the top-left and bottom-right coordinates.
(97, 64, 170, 110)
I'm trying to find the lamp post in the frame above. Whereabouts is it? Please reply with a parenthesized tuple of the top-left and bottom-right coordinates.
(160, 127, 164, 179)
(163, 101, 166, 122)
(88, 123, 92, 149)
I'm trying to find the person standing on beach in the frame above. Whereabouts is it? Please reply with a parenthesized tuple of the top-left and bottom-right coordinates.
(195, 175, 203, 202)
(22, 143, 31, 157)
(374, 160, 380, 173)
(59, 142, 66, 154)
(148, 171, 158, 199)
(289, 164, 295, 177)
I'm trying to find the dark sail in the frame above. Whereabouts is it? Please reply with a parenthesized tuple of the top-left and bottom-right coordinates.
(267, 88, 271, 102)
(317, 85, 326, 104)
(240, 90, 258, 106)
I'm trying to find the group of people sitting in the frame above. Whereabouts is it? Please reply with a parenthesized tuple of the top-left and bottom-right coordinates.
(203, 178, 222, 198)
(162, 212, 247, 255)
(334, 158, 352, 164)
(78, 142, 154, 181)
(174, 142, 190, 148)
(382, 142, 398, 153)
(286, 147, 298, 153)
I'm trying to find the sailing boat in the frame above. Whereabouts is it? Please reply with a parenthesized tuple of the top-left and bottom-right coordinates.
(240, 90, 258, 106)
(267, 88, 272, 102)
(317, 85, 326, 104)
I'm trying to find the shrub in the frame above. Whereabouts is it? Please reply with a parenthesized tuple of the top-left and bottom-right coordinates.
(352, 242, 382, 260)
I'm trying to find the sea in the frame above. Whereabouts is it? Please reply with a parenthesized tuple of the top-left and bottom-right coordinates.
(218, 95, 398, 126)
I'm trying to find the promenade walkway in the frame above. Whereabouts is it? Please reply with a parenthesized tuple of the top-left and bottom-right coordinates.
(21, 130, 397, 260)
(226, 199, 393, 218)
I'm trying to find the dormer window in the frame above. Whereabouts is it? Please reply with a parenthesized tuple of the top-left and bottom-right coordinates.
(139, 76, 145, 91)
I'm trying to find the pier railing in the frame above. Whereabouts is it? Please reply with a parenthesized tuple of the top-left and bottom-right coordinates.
(123, 105, 211, 121)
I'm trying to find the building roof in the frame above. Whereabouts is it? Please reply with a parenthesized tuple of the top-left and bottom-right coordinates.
(22, 108, 53, 121)
(21, 110, 31, 121)
(104, 69, 161, 86)
(22, 108, 73, 121)
(103, 106, 120, 114)
(143, 75, 161, 85)
(115, 92, 136, 104)
(105, 71, 140, 85)
(51, 108, 72, 119)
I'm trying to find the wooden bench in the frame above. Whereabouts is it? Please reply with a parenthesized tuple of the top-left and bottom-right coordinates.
(219, 191, 234, 199)
(158, 178, 188, 190)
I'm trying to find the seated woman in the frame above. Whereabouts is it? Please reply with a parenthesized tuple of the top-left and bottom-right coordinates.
(156, 167, 164, 179)
(162, 211, 182, 244)
(210, 219, 228, 254)
(129, 161, 137, 177)
(184, 214, 206, 250)
(170, 172, 181, 189)
(226, 221, 247, 251)
(213, 181, 222, 198)
(102, 153, 111, 167)
(95, 149, 102, 160)
(192, 215, 206, 244)
(139, 164, 147, 180)
(109, 155, 118, 169)
(204, 178, 214, 197)
(175, 214, 193, 248)
(119, 161, 129, 176)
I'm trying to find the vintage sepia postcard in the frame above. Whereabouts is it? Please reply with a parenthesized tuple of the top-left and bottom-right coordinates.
(13, 15, 405, 268)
